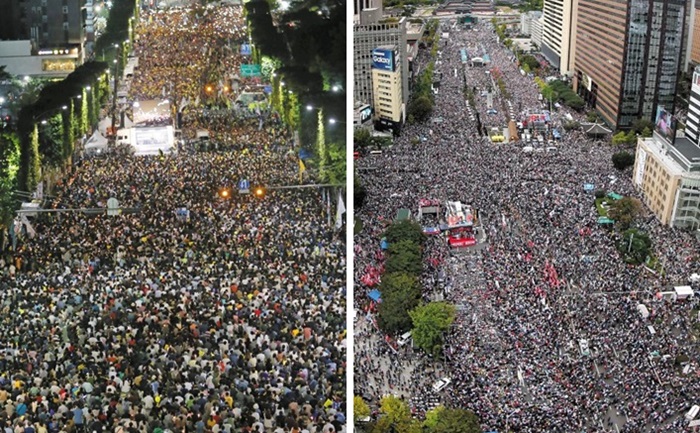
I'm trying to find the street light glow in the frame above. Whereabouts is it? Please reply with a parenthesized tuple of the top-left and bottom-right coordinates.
(85, 86, 91, 90)
(61, 106, 68, 110)
(306, 105, 313, 111)
(41, 120, 47, 124)
(329, 118, 337, 124)
(332, 85, 339, 92)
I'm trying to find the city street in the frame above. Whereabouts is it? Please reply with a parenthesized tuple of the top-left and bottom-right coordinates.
(355, 16, 700, 433)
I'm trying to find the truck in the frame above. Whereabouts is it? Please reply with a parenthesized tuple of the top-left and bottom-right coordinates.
(417, 199, 441, 235)
(444, 201, 477, 248)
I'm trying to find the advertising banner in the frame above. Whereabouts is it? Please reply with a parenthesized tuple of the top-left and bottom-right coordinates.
(371, 48, 395, 71)
(654, 105, 675, 142)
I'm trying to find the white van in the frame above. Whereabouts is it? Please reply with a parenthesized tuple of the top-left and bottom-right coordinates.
(685, 405, 699, 421)
(432, 377, 451, 392)
(397, 331, 412, 346)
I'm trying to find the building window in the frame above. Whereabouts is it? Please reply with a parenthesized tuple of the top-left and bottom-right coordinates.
(63, 22, 69, 30)
(62, 6, 68, 13)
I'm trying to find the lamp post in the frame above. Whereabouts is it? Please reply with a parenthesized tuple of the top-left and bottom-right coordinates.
(111, 43, 120, 132)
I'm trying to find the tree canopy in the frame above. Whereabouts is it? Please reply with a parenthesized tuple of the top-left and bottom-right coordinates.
(385, 219, 425, 245)
(377, 279, 422, 334)
(608, 196, 642, 230)
(409, 302, 456, 356)
(426, 408, 481, 433)
(612, 151, 635, 171)
(617, 228, 652, 265)
(372, 396, 422, 433)
(354, 396, 371, 422)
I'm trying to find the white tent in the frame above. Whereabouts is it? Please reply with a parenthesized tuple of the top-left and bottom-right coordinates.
(84, 130, 109, 155)
(674, 286, 694, 300)
(98, 118, 112, 135)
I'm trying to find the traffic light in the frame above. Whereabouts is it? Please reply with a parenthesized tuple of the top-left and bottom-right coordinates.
(254, 187, 266, 198)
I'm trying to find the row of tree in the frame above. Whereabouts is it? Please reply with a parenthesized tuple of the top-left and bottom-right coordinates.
(20, 0, 138, 185)
(377, 220, 456, 356)
(406, 20, 440, 124)
(245, 0, 346, 184)
(533, 77, 585, 110)
(2, 0, 137, 230)
(354, 395, 481, 433)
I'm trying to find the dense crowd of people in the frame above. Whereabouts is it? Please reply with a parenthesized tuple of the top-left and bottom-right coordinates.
(356, 19, 699, 433)
(0, 3, 346, 433)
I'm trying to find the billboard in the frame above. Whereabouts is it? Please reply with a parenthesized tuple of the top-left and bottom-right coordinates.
(360, 106, 372, 123)
(635, 148, 647, 187)
(371, 48, 396, 72)
(654, 105, 675, 142)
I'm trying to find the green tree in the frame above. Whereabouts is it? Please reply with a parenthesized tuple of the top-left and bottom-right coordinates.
(541, 85, 554, 102)
(326, 141, 346, 184)
(80, 88, 89, 136)
(372, 396, 422, 433)
(354, 396, 371, 422)
(385, 243, 423, 276)
(612, 151, 635, 170)
(423, 406, 445, 430)
(62, 104, 75, 162)
(631, 118, 654, 135)
(409, 302, 456, 356)
(427, 408, 481, 433)
(617, 228, 652, 265)
(385, 219, 425, 245)
(521, 55, 540, 71)
(641, 126, 653, 137)
(17, 124, 41, 194)
(377, 280, 422, 334)
(379, 272, 420, 298)
(612, 131, 628, 146)
(0, 133, 20, 228)
(408, 95, 434, 124)
(608, 196, 642, 230)
(37, 113, 64, 167)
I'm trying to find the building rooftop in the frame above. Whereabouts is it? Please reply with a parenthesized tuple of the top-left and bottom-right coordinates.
(642, 136, 685, 177)
(673, 136, 700, 161)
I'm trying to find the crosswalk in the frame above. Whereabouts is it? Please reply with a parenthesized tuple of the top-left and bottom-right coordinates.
(465, 100, 476, 122)
(506, 100, 515, 120)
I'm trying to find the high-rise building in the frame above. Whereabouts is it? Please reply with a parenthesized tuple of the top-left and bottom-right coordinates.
(0, 0, 28, 42)
(530, 14, 544, 49)
(371, 45, 403, 130)
(520, 11, 542, 37)
(689, 0, 700, 68)
(683, 66, 700, 143)
(574, 0, 687, 130)
(632, 66, 700, 230)
(541, 0, 575, 75)
(0, 0, 86, 49)
(354, 15, 408, 117)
